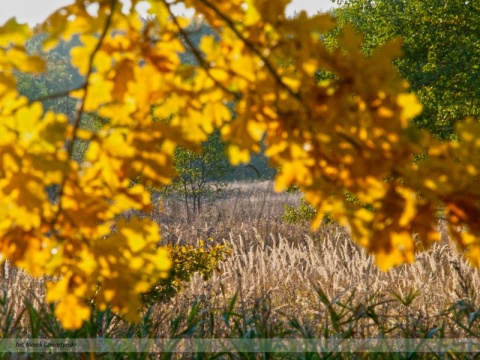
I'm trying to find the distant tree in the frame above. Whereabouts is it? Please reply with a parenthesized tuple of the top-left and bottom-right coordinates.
(164, 129, 233, 220)
(17, 34, 82, 118)
(332, 0, 480, 139)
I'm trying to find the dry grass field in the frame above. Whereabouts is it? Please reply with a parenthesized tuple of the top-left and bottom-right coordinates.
(155, 181, 480, 336)
(2, 181, 480, 358)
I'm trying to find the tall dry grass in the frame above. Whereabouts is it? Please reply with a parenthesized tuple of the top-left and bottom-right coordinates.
(151, 181, 480, 339)
(1, 180, 480, 345)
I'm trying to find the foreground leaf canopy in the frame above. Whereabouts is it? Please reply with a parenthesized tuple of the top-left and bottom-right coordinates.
(1, 0, 479, 328)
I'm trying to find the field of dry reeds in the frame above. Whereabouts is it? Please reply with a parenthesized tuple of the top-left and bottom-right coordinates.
(2, 180, 480, 358)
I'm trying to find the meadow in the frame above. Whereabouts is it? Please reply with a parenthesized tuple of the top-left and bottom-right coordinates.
(1, 181, 480, 359)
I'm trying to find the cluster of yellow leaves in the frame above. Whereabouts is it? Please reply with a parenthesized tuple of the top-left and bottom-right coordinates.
(404, 118, 480, 267)
(210, 10, 435, 270)
(0, 7, 174, 329)
(46, 218, 170, 328)
(1, 0, 480, 329)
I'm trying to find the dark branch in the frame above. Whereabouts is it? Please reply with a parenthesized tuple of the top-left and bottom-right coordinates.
(28, 83, 86, 104)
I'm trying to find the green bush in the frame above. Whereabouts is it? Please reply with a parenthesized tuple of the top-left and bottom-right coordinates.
(282, 197, 317, 224)
(142, 240, 231, 305)
(282, 190, 374, 225)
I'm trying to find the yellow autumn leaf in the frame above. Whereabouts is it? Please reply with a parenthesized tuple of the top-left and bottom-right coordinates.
(103, 131, 135, 158)
(396, 186, 417, 228)
(46, 277, 70, 303)
(0, 17, 30, 46)
(228, 144, 250, 165)
(397, 93, 423, 125)
(8, 48, 45, 73)
(84, 74, 114, 110)
(465, 244, 480, 269)
(204, 102, 232, 127)
(71, 34, 98, 75)
(55, 295, 91, 330)
(374, 233, 415, 271)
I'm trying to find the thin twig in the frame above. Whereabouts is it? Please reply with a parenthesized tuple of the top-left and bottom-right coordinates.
(28, 83, 86, 104)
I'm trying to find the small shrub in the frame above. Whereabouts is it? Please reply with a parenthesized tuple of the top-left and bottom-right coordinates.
(282, 190, 373, 225)
(282, 197, 317, 224)
(142, 240, 231, 305)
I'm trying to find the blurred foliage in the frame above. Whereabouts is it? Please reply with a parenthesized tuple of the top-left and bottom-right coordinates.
(332, 0, 480, 139)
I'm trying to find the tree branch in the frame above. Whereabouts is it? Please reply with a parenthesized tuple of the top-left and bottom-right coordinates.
(51, 0, 118, 228)
(197, 0, 302, 103)
(28, 83, 85, 104)
(160, 0, 241, 100)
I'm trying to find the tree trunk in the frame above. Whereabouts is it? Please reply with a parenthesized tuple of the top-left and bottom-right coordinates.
(183, 180, 190, 222)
